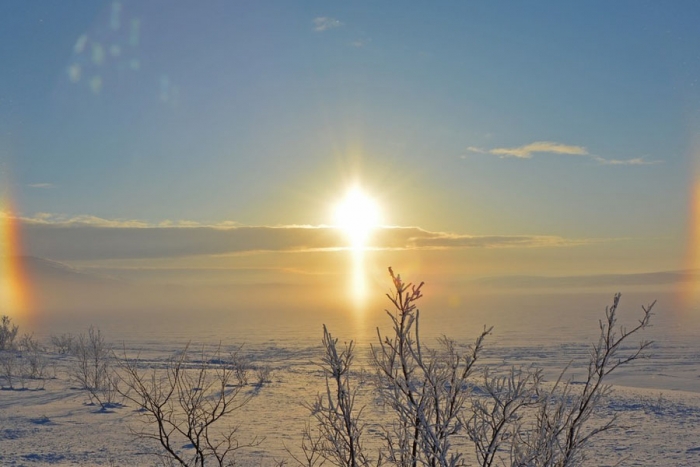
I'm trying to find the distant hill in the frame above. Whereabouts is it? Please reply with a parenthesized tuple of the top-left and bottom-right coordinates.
(469, 270, 695, 290)
(16, 256, 123, 286)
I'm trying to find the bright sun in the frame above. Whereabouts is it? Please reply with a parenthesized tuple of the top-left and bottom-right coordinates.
(333, 187, 381, 248)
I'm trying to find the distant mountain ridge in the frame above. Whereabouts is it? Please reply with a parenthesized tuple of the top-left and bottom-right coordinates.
(13, 256, 123, 285)
(470, 270, 696, 290)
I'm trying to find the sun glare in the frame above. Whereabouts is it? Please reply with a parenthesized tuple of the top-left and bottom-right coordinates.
(333, 187, 381, 248)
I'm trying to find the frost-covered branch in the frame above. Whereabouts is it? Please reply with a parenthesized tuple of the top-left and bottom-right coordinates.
(511, 294, 654, 467)
(307, 270, 654, 467)
(304, 326, 373, 467)
(119, 344, 259, 467)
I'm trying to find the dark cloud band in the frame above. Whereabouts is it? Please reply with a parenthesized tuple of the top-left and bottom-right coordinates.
(16, 219, 588, 261)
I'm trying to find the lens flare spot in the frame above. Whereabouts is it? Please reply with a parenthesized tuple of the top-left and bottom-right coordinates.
(90, 75, 103, 94)
(129, 19, 141, 46)
(67, 64, 81, 83)
(74, 34, 88, 54)
(92, 43, 105, 66)
(110, 2, 122, 31)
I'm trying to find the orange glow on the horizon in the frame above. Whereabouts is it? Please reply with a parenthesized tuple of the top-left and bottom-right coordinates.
(0, 197, 32, 323)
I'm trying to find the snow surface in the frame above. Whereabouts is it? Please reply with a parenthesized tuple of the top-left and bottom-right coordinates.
(3, 292, 700, 466)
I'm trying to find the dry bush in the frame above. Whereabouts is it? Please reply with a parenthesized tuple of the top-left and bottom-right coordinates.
(71, 326, 121, 410)
(0, 322, 50, 390)
(51, 333, 75, 354)
(119, 344, 260, 467)
(0, 315, 19, 351)
(295, 268, 653, 467)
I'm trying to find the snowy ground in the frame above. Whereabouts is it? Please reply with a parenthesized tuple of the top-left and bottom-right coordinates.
(1, 337, 700, 467)
(3, 291, 700, 466)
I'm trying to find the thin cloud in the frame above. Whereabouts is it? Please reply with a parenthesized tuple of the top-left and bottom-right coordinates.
(28, 183, 54, 189)
(466, 141, 662, 165)
(488, 141, 588, 159)
(313, 17, 342, 32)
(465, 146, 487, 154)
(21, 213, 240, 229)
(350, 38, 371, 48)
(593, 156, 662, 166)
(24, 213, 151, 228)
(11, 215, 593, 261)
(405, 232, 589, 249)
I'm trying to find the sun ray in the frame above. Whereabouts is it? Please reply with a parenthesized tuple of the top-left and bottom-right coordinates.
(333, 186, 382, 313)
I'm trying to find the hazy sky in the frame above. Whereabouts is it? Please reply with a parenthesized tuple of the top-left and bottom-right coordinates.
(2, 1, 700, 319)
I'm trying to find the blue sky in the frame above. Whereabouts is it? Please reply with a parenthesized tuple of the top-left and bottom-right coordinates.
(1, 1, 699, 303)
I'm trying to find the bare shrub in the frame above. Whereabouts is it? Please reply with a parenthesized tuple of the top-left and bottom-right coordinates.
(0, 322, 49, 390)
(301, 268, 653, 467)
(255, 364, 274, 387)
(465, 367, 541, 467)
(119, 344, 260, 467)
(507, 293, 654, 467)
(371, 268, 490, 467)
(287, 421, 328, 467)
(0, 350, 18, 389)
(0, 315, 19, 351)
(18, 334, 49, 385)
(71, 326, 120, 410)
(51, 333, 75, 354)
(304, 325, 372, 467)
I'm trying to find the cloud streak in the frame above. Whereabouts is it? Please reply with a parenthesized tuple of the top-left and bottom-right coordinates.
(466, 141, 662, 165)
(593, 156, 662, 166)
(6, 214, 592, 261)
(489, 141, 588, 159)
(313, 17, 342, 32)
(405, 233, 585, 249)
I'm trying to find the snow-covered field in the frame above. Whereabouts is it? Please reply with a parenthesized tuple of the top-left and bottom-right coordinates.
(3, 290, 700, 466)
